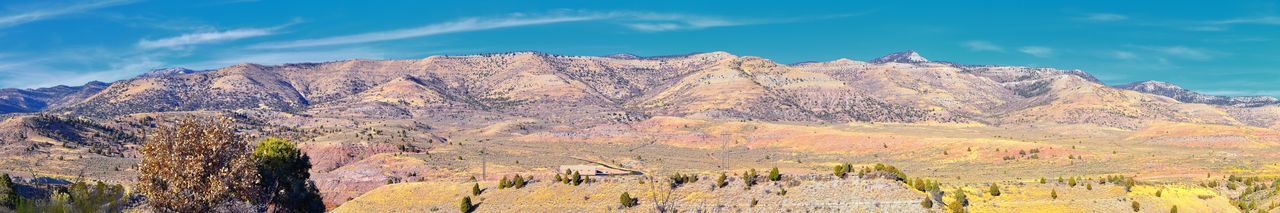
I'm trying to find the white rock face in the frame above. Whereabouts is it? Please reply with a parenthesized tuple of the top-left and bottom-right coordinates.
(870, 50, 929, 63)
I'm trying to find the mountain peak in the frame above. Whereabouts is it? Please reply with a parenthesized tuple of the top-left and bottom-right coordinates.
(871, 50, 929, 64)
(139, 67, 195, 78)
(1120, 80, 1184, 91)
(602, 53, 641, 59)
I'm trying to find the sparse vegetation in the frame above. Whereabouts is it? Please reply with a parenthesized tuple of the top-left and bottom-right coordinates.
(15, 181, 128, 213)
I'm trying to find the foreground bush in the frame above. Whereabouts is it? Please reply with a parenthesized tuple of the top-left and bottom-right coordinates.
(137, 118, 260, 212)
(1, 174, 14, 209)
(253, 137, 324, 213)
(16, 181, 128, 212)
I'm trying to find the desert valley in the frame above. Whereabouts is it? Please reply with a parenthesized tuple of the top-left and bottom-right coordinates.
(1, 50, 1279, 212)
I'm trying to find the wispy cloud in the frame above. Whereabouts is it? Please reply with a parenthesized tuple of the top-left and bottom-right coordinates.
(1109, 51, 1137, 60)
(1145, 46, 1214, 61)
(1199, 89, 1280, 97)
(1181, 16, 1280, 31)
(185, 47, 392, 69)
(137, 19, 301, 49)
(961, 40, 1004, 52)
(1079, 13, 1128, 22)
(621, 13, 759, 32)
(1209, 16, 1280, 25)
(251, 11, 828, 49)
(0, 0, 137, 28)
(251, 12, 607, 49)
(139, 28, 274, 49)
(1018, 46, 1054, 58)
(0, 54, 161, 88)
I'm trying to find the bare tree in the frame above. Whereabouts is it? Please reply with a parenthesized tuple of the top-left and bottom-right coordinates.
(137, 118, 261, 212)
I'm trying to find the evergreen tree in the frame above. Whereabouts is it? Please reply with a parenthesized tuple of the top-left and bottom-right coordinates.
(472, 183, 481, 196)
(716, 173, 728, 188)
(1170, 205, 1177, 213)
(920, 196, 933, 208)
(252, 137, 325, 213)
(1131, 201, 1140, 212)
(572, 171, 583, 186)
(834, 165, 846, 178)
(0, 173, 15, 209)
(499, 176, 509, 189)
(460, 196, 474, 213)
(1050, 189, 1058, 199)
(989, 183, 1001, 196)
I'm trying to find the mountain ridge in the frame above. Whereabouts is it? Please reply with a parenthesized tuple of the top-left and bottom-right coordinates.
(1, 50, 1276, 130)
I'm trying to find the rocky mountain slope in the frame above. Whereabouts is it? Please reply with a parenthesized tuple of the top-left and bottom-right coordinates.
(0, 81, 109, 114)
(0, 50, 1275, 130)
(1114, 80, 1280, 107)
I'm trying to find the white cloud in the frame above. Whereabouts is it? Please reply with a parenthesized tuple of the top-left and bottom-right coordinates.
(0, 0, 137, 28)
(138, 19, 302, 49)
(1018, 46, 1054, 58)
(1210, 16, 1280, 25)
(1152, 46, 1212, 61)
(251, 13, 607, 49)
(1080, 13, 1128, 22)
(0, 55, 161, 89)
(1109, 51, 1137, 60)
(961, 40, 1004, 52)
(1199, 89, 1280, 97)
(185, 47, 392, 69)
(620, 13, 751, 32)
(251, 11, 809, 49)
(138, 28, 275, 49)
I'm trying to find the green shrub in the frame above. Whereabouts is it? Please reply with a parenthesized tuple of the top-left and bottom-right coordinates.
(716, 173, 728, 188)
(572, 171, 583, 186)
(1, 173, 15, 209)
(472, 183, 481, 196)
(921, 197, 933, 208)
(460, 196, 474, 213)
(619, 192, 637, 208)
(1170, 205, 1177, 213)
(833, 165, 846, 178)
(252, 137, 324, 212)
(16, 181, 128, 213)
(1131, 201, 1140, 212)
(989, 183, 1001, 196)
(1050, 188, 1058, 199)
(768, 167, 781, 181)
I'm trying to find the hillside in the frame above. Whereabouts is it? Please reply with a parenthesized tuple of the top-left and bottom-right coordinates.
(2, 50, 1279, 210)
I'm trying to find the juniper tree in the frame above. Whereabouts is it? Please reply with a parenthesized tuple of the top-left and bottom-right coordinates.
(768, 167, 781, 181)
(989, 183, 1001, 196)
(472, 183, 481, 196)
(460, 196, 474, 213)
(252, 137, 324, 213)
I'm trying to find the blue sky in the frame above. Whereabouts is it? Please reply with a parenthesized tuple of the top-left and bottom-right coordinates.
(1, 0, 1278, 97)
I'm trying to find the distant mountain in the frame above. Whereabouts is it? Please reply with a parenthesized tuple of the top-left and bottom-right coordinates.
(870, 50, 929, 63)
(1, 50, 1277, 130)
(138, 67, 200, 78)
(1114, 80, 1279, 107)
(0, 81, 109, 114)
